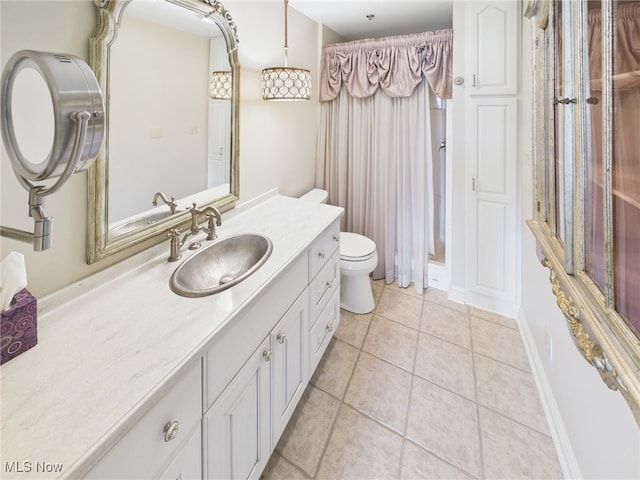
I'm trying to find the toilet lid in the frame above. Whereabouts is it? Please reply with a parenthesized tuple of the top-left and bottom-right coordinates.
(340, 232, 376, 260)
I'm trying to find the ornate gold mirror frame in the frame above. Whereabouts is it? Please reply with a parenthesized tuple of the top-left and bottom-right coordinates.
(525, 0, 640, 425)
(87, 0, 240, 263)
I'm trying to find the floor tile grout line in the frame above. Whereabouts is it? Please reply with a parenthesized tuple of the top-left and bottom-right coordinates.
(309, 294, 379, 480)
(275, 452, 314, 479)
(469, 307, 487, 480)
(399, 289, 425, 480)
(475, 402, 555, 439)
(411, 292, 482, 479)
(472, 349, 533, 375)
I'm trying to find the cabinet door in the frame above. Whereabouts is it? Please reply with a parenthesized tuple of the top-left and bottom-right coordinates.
(203, 338, 271, 480)
(466, 98, 518, 311)
(467, 1, 518, 95)
(271, 289, 309, 445)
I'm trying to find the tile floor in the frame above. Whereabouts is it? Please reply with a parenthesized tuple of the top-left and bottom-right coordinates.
(263, 280, 564, 479)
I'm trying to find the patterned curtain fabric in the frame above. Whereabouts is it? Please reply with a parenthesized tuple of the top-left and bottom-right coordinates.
(319, 29, 453, 102)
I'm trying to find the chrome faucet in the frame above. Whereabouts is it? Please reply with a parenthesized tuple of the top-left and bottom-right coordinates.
(167, 203, 222, 262)
(152, 192, 178, 214)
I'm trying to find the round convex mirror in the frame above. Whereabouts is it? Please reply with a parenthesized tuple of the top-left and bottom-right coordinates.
(10, 67, 55, 170)
(1, 50, 104, 186)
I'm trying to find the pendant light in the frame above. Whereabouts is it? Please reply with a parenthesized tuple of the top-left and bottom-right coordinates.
(261, 0, 311, 101)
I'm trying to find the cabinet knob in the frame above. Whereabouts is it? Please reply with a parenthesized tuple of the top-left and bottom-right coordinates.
(277, 333, 287, 344)
(325, 279, 335, 289)
(263, 349, 272, 362)
(326, 322, 334, 333)
(318, 251, 325, 259)
(163, 421, 179, 442)
(333, 233, 340, 242)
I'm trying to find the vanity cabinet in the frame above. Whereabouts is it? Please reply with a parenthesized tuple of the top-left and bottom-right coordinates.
(203, 219, 340, 480)
(84, 215, 342, 480)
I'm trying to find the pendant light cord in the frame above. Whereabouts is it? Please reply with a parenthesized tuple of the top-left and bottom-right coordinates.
(283, 0, 289, 67)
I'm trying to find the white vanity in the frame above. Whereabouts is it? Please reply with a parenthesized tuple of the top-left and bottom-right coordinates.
(0, 193, 342, 479)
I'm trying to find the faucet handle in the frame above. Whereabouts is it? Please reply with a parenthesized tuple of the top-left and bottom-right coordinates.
(168, 228, 182, 262)
(168, 196, 178, 214)
(205, 214, 218, 241)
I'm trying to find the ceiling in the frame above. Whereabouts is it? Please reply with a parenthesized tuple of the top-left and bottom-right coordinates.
(289, 1, 453, 41)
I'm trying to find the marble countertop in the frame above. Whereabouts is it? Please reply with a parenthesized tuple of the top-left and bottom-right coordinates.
(0, 192, 343, 479)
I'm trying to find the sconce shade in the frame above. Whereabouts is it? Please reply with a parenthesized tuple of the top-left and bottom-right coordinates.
(210, 71, 232, 100)
(262, 67, 311, 101)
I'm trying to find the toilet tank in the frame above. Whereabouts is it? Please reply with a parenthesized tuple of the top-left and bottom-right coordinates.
(299, 188, 328, 204)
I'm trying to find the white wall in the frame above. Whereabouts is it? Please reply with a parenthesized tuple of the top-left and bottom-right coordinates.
(227, 1, 318, 202)
(0, 0, 319, 297)
(448, 0, 468, 303)
(109, 15, 210, 222)
(518, 17, 640, 480)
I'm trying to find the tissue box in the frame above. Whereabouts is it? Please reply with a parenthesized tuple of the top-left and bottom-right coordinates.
(1, 288, 37, 365)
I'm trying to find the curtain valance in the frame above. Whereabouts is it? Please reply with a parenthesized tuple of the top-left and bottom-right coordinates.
(319, 29, 453, 102)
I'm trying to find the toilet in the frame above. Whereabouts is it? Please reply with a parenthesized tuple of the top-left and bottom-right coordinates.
(299, 189, 378, 314)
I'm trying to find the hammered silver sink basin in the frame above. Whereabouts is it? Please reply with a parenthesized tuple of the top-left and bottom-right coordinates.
(170, 233, 273, 297)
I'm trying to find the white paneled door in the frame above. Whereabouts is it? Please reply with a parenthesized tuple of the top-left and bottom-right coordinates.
(464, 0, 520, 316)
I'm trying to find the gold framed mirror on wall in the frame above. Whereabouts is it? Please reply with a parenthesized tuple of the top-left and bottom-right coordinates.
(525, 0, 640, 424)
(87, 0, 240, 264)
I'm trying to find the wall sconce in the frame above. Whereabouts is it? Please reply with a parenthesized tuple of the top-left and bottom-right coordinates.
(261, 0, 311, 101)
(210, 71, 232, 100)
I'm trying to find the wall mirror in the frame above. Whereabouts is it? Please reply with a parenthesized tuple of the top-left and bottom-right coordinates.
(87, 0, 239, 263)
(525, 0, 640, 424)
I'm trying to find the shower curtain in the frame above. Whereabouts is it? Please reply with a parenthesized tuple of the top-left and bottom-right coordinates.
(315, 30, 452, 293)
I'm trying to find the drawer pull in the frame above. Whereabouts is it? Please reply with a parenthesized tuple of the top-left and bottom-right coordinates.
(318, 251, 325, 259)
(325, 279, 335, 289)
(263, 349, 273, 362)
(326, 322, 334, 333)
(333, 233, 340, 242)
(277, 333, 287, 344)
(163, 421, 179, 442)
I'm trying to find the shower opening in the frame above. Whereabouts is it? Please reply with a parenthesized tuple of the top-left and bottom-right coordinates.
(429, 97, 447, 265)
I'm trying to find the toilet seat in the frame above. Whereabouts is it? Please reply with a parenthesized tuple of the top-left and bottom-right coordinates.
(340, 232, 376, 261)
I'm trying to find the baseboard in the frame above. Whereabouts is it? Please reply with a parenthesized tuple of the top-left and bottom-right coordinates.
(517, 309, 583, 480)
(447, 284, 465, 305)
(463, 291, 519, 319)
(427, 261, 449, 291)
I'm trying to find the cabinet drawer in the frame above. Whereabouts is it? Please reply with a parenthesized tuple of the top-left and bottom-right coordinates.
(85, 362, 201, 479)
(309, 250, 340, 321)
(157, 423, 201, 480)
(309, 289, 340, 373)
(309, 220, 340, 281)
